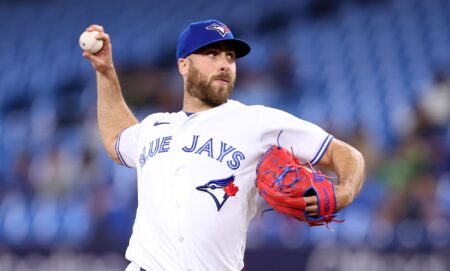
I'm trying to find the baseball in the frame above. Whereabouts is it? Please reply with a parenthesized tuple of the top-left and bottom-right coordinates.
(79, 30, 104, 54)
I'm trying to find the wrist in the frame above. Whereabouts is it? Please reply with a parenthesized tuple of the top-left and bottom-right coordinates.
(335, 184, 355, 211)
(344, 184, 356, 200)
(96, 64, 115, 77)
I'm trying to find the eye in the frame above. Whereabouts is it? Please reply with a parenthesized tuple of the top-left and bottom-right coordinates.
(206, 50, 218, 57)
(227, 52, 236, 60)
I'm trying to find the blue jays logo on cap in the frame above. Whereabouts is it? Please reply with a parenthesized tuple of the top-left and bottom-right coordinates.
(205, 23, 231, 37)
(176, 19, 251, 60)
(196, 175, 239, 211)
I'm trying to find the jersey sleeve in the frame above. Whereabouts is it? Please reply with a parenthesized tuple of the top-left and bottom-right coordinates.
(259, 106, 333, 165)
(115, 123, 141, 168)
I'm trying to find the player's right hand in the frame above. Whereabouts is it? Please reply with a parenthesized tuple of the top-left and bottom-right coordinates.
(82, 24, 114, 74)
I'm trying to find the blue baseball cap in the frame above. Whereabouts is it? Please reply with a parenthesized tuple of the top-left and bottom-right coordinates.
(176, 19, 251, 60)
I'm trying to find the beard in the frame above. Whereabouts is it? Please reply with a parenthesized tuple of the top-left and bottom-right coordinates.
(186, 65, 235, 107)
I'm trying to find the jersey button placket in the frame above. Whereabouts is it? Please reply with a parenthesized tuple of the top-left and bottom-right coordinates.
(173, 162, 186, 249)
(171, 120, 190, 269)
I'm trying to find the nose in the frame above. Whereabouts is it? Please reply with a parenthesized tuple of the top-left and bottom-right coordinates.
(218, 53, 231, 72)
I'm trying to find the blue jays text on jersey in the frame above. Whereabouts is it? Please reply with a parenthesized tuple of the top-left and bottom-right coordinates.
(139, 135, 246, 170)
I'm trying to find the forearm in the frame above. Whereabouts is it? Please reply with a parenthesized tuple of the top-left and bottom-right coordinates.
(81, 25, 138, 163)
(329, 140, 365, 205)
(319, 139, 365, 210)
(97, 68, 138, 162)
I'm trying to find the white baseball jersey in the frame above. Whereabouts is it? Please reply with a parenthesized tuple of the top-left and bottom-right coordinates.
(116, 99, 333, 271)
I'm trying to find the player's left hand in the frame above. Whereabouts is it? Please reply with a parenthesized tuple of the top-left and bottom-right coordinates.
(303, 184, 354, 216)
(303, 196, 318, 217)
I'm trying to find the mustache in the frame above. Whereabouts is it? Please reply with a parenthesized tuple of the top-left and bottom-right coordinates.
(211, 73, 232, 82)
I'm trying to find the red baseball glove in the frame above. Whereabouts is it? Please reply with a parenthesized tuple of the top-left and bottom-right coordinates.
(256, 145, 342, 228)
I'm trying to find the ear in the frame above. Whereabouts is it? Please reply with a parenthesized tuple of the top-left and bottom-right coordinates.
(178, 58, 189, 76)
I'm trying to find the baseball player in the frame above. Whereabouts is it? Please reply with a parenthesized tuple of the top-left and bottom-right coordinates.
(82, 20, 365, 271)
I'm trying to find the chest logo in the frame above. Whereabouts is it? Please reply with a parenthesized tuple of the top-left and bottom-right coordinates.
(196, 175, 239, 211)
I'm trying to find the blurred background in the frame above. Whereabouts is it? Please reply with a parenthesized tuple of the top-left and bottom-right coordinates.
(0, 0, 449, 270)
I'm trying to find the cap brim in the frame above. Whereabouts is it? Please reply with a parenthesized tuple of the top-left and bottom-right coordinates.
(190, 38, 251, 59)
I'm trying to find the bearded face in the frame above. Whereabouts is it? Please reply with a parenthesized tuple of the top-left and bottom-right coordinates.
(185, 62, 235, 107)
